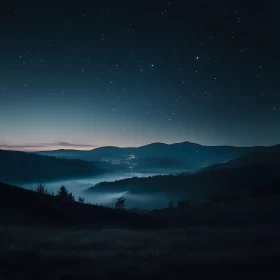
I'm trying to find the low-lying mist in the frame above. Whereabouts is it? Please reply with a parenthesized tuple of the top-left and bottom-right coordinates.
(17, 170, 181, 209)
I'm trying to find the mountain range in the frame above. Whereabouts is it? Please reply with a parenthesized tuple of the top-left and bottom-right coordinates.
(1, 141, 279, 208)
(35, 141, 268, 171)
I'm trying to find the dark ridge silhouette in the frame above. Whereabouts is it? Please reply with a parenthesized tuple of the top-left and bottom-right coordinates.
(205, 146, 280, 171)
(0, 181, 160, 229)
(0, 149, 103, 184)
(150, 193, 280, 227)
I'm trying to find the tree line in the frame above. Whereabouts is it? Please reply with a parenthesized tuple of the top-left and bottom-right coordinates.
(33, 182, 126, 209)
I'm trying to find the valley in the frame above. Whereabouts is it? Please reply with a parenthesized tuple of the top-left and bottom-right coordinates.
(18, 169, 180, 208)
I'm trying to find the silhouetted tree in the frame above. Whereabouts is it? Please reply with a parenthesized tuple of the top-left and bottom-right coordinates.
(169, 200, 174, 209)
(78, 196, 85, 204)
(57, 185, 69, 196)
(34, 182, 49, 195)
(115, 197, 126, 210)
(69, 192, 75, 202)
(57, 185, 75, 202)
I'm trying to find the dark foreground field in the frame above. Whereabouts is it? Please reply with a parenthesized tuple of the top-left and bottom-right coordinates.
(1, 224, 280, 280)
(1, 181, 280, 279)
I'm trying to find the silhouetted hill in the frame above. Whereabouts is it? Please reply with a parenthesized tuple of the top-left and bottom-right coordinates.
(205, 147, 280, 171)
(87, 150, 280, 204)
(150, 193, 280, 227)
(36, 141, 267, 170)
(0, 150, 103, 184)
(0, 181, 158, 229)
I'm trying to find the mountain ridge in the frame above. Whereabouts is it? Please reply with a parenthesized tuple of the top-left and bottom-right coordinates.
(34, 141, 273, 171)
(33, 140, 271, 153)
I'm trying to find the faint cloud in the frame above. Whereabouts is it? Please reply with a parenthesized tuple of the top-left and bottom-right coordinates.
(0, 142, 96, 151)
(56, 142, 95, 148)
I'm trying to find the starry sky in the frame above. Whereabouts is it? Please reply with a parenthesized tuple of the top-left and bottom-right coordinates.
(0, 0, 279, 151)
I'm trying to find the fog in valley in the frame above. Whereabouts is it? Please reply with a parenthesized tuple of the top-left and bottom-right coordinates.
(18, 170, 183, 209)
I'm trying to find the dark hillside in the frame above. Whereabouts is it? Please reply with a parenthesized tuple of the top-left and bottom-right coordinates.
(87, 150, 280, 205)
(206, 148, 280, 171)
(0, 182, 159, 229)
(88, 164, 280, 201)
(0, 150, 103, 183)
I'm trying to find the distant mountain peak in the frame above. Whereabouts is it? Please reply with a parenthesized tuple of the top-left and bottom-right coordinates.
(139, 142, 169, 148)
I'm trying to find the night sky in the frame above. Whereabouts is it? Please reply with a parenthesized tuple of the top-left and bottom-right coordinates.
(0, 0, 278, 151)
